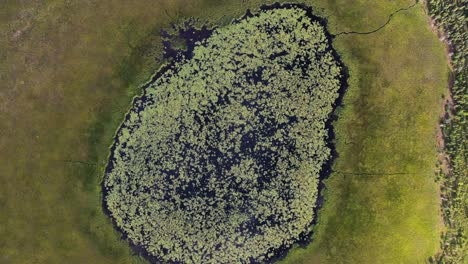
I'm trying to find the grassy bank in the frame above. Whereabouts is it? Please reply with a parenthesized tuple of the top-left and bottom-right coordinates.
(0, 0, 447, 263)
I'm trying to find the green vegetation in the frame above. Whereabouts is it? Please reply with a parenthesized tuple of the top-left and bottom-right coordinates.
(0, 0, 449, 263)
(427, 0, 467, 263)
(104, 8, 341, 263)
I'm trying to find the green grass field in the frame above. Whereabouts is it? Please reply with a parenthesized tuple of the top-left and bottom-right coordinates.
(0, 0, 448, 263)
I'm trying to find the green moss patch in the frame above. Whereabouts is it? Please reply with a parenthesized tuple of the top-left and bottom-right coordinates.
(104, 6, 341, 263)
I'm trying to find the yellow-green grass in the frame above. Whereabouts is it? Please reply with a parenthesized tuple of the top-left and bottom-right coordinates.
(0, 0, 447, 263)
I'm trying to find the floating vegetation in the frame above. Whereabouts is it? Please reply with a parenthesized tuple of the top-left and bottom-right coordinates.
(103, 6, 342, 263)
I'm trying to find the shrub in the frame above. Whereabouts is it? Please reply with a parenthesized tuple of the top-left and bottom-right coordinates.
(427, 1, 467, 263)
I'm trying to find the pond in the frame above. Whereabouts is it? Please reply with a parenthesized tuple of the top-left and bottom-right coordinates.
(103, 3, 347, 263)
